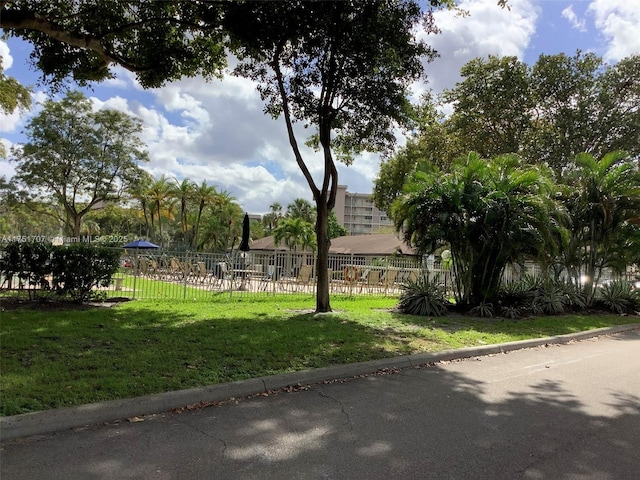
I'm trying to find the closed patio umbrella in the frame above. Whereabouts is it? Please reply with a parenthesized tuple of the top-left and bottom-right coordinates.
(239, 213, 251, 252)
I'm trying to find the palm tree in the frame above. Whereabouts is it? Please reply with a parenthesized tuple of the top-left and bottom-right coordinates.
(262, 202, 284, 234)
(198, 190, 241, 252)
(560, 151, 640, 304)
(192, 181, 218, 250)
(273, 217, 317, 253)
(394, 153, 560, 307)
(129, 171, 155, 237)
(170, 178, 196, 247)
(147, 175, 173, 245)
(286, 198, 315, 223)
(269, 202, 283, 225)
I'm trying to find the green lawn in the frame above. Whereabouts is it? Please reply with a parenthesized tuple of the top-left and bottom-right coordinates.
(1, 294, 637, 416)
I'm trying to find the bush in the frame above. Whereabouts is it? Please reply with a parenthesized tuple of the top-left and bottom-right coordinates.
(51, 244, 121, 302)
(397, 274, 450, 317)
(0, 241, 53, 299)
(469, 302, 494, 318)
(496, 277, 586, 318)
(595, 280, 639, 314)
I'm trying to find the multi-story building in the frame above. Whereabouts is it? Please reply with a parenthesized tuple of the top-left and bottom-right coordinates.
(334, 185, 394, 236)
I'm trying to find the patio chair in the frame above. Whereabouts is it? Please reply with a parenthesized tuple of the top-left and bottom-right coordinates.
(292, 265, 313, 291)
(382, 269, 399, 295)
(363, 269, 381, 294)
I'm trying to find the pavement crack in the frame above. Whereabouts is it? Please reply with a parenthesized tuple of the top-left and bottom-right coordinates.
(218, 437, 227, 465)
(318, 390, 352, 430)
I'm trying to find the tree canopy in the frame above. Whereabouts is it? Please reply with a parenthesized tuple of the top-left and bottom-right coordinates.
(374, 51, 640, 215)
(10, 90, 149, 237)
(1, 0, 501, 312)
(394, 153, 560, 307)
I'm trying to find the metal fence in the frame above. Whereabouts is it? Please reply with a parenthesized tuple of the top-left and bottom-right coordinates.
(2, 247, 633, 301)
(106, 250, 432, 300)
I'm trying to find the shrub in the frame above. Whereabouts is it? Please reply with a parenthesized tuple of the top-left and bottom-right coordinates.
(398, 274, 450, 317)
(497, 277, 586, 317)
(51, 245, 121, 302)
(0, 241, 53, 299)
(595, 280, 638, 314)
(469, 302, 494, 318)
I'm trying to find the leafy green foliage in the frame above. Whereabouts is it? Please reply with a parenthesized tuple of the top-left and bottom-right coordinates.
(328, 211, 348, 239)
(468, 302, 494, 318)
(1, 241, 120, 303)
(0, 1, 228, 89)
(11, 90, 149, 237)
(558, 152, 640, 305)
(50, 244, 121, 302)
(595, 281, 639, 314)
(274, 217, 317, 253)
(397, 274, 450, 317)
(394, 153, 561, 307)
(374, 52, 640, 209)
(497, 276, 587, 318)
(0, 241, 52, 299)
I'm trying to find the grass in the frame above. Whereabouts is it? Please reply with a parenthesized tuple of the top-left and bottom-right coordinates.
(1, 294, 638, 416)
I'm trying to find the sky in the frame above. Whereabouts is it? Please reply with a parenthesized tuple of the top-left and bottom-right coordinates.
(1, 0, 639, 216)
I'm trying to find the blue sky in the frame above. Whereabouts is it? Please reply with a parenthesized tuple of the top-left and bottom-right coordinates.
(1, 0, 639, 215)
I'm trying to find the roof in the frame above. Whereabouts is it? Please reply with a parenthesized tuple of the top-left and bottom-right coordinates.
(329, 234, 416, 256)
(250, 234, 416, 256)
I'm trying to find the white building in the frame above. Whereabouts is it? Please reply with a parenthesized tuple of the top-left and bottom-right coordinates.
(334, 185, 393, 236)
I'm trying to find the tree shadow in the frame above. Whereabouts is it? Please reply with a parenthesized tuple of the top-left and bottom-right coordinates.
(2, 353, 639, 479)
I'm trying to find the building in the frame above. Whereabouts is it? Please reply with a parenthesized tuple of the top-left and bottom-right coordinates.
(334, 185, 393, 235)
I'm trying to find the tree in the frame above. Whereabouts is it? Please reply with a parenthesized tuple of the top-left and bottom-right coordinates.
(529, 52, 640, 174)
(394, 153, 560, 307)
(374, 52, 640, 208)
(199, 192, 242, 252)
(11, 90, 148, 237)
(0, 1, 228, 89)
(286, 198, 316, 224)
(1, 60, 33, 158)
(443, 55, 533, 159)
(1, 0, 491, 313)
(328, 211, 348, 239)
(0, 61, 31, 113)
(170, 178, 196, 248)
(192, 180, 219, 251)
(558, 152, 640, 305)
(274, 217, 317, 254)
(145, 175, 173, 246)
(262, 202, 284, 235)
(225, 1, 445, 312)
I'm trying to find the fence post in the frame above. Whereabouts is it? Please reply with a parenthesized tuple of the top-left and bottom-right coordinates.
(183, 251, 189, 300)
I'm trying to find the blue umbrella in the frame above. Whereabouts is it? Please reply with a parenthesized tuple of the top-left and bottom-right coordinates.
(123, 240, 160, 249)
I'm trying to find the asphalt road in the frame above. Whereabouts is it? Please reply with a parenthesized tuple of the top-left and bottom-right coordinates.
(1, 330, 639, 479)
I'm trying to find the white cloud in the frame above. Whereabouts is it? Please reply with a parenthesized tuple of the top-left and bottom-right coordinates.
(588, 0, 640, 61)
(0, 157, 16, 179)
(562, 5, 587, 32)
(0, 41, 13, 70)
(416, 0, 538, 95)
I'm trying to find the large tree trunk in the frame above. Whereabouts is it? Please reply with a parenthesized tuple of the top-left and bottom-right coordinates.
(315, 199, 331, 312)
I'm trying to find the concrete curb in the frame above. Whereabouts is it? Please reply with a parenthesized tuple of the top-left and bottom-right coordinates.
(2, 323, 639, 441)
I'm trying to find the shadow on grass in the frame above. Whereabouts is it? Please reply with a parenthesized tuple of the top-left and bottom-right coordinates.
(2, 299, 638, 416)
(2, 343, 639, 479)
(0, 305, 399, 415)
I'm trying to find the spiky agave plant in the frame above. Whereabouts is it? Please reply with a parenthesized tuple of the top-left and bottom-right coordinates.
(398, 274, 450, 317)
